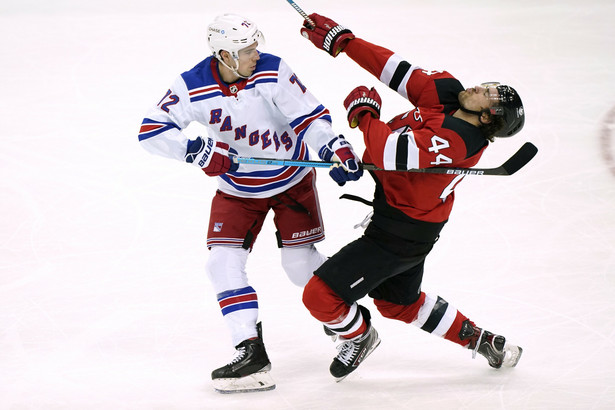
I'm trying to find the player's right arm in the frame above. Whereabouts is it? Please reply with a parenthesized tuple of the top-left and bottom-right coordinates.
(138, 76, 195, 161)
(138, 77, 236, 176)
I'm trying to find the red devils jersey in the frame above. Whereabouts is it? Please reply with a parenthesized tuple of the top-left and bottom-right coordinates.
(344, 38, 489, 225)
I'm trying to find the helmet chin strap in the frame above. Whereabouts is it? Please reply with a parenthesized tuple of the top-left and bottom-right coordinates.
(218, 52, 249, 80)
(459, 106, 491, 125)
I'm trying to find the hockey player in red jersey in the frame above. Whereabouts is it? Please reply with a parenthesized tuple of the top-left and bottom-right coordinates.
(299, 13, 525, 381)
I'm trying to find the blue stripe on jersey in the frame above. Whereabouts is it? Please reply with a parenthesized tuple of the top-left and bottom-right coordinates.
(226, 139, 309, 179)
(290, 105, 325, 129)
(229, 155, 309, 179)
(219, 166, 304, 193)
(190, 89, 224, 103)
(139, 118, 180, 141)
(244, 77, 277, 90)
(319, 113, 333, 123)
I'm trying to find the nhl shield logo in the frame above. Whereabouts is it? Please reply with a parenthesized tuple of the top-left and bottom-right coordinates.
(213, 222, 223, 232)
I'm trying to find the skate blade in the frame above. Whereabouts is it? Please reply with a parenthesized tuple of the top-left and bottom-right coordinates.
(213, 370, 276, 394)
(334, 337, 382, 383)
(502, 345, 523, 367)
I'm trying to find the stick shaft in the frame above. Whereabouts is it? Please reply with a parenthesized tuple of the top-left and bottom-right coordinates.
(285, 0, 315, 27)
(232, 143, 538, 176)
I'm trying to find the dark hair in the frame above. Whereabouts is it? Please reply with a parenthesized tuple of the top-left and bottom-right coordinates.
(479, 113, 505, 141)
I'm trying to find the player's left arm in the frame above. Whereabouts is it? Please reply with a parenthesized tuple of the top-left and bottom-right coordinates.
(345, 87, 465, 170)
(275, 60, 363, 185)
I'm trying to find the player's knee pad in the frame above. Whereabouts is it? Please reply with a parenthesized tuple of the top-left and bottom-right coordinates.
(206, 246, 250, 294)
(374, 292, 426, 323)
(302, 276, 347, 321)
(281, 245, 327, 287)
(302, 276, 321, 311)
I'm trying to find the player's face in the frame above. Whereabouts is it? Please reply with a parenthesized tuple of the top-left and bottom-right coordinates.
(459, 84, 500, 112)
(236, 42, 260, 77)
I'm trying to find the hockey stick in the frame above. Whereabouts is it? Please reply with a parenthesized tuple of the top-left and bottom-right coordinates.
(232, 142, 538, 176)
(285, 0, 315, 28)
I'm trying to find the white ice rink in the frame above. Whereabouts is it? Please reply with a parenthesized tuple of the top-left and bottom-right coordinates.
(2, 0, 615, 408)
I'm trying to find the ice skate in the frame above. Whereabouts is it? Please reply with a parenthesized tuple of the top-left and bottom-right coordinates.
(212, 323, 275, 393)
(323, 325, 338, 342)
(460, 320, 523, 368)
(329, 324, 381, 382)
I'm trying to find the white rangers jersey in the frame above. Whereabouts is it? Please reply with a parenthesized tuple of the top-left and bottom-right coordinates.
(138, 53, 337, 198)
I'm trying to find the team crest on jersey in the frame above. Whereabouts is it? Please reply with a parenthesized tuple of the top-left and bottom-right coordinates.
(213, 222, 223, 232)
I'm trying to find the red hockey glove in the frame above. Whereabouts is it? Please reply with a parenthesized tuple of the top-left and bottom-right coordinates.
(318, 135, 363, 186)
(300, 13, 354, 57)
(343, 86, 382, 128)
(185, 136, 239, 177)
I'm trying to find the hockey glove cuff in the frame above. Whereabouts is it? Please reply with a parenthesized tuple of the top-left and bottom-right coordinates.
(344, 86, 382, 128)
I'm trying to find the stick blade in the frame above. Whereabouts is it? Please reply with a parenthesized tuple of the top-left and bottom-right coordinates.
(500, 142, 538, 175)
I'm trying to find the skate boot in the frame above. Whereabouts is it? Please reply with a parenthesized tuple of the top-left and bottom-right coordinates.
(329, 313, 381, 382)
(211, 322, 275, 393)
(460, 320, 523, 368)
(323, 325, 338, 342)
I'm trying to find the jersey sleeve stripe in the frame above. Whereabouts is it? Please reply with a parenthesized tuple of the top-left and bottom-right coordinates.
(380, 54, 422, 100)
(138, 119, 180, 141)
(389, 60, 412, 92)
(291, 105, 332, 135)
(382, 128, 420, 170)
(395, 133, 409, 170)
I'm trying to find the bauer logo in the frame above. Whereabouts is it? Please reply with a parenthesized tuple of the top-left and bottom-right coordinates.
(198, 138, 214, 167)
(291, 227, 322, 239)
(446, 169, 485, 175)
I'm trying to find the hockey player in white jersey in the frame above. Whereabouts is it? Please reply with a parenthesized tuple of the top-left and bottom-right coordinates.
(138, 14, 363, 393)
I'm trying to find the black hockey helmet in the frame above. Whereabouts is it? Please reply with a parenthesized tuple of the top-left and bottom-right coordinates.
(484, 83, 525, 138)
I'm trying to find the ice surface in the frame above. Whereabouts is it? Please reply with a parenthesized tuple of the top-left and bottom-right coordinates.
(1, 1, 615, 409)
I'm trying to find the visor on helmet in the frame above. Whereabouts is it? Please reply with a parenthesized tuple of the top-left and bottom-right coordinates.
(482, 82, 525, 138)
